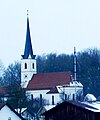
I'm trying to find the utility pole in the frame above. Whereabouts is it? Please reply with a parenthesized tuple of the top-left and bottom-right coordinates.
(74, 47, 77, 81)
(74, 47, 77, 100)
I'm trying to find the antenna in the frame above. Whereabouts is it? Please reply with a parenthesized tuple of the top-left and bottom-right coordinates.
(74, 47, 77, 101)
(74, 47, 77, 81)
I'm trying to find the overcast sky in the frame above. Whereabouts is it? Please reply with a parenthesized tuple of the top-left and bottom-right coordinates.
(0, 0, 100, 67)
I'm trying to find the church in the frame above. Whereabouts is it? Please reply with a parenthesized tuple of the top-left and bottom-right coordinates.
(21, 14, 83, 105)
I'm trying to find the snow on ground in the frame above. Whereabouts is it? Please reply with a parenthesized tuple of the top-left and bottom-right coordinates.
(82, 101, 100, 112)
(44, 105, 56, 111)
(84, 94, 96, 102)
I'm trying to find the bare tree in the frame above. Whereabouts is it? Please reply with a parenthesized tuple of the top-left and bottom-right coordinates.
(2, 61, 21, 86)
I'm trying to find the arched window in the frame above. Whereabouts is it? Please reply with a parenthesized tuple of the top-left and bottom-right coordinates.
(25, 63, 27, 69)
(8, 117, 11, 120)
(52, 96, 54, 105)
(32, 63, 34, 69)
(40, 94, 42, 106)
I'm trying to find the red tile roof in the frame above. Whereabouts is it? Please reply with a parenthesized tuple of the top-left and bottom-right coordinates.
(27, 72, 72, 90)
(0, 87, 9, 96)
(46, 87, 59, 94)
(0, 86, 22, 97)
(0, 103, 5, 109)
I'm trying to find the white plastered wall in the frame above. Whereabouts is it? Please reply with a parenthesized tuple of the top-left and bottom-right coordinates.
(0, 105, 22, 120)
(26, 81, 83, 104)
(21, 59, 36, 88)
(26, 89, 62, 105)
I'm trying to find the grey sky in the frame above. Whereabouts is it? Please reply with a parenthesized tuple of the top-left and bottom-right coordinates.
(0, 0, 100, 66)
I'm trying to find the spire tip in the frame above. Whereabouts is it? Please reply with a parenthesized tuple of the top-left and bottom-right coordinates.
(74, 47, 76, 54)
(27, 10, 29, 17)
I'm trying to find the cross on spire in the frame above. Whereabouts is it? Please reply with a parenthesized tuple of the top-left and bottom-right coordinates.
(27, 10, 29, 17)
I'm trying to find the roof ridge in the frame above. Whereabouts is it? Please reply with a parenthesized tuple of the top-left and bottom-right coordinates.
(35, 71, 71, 75)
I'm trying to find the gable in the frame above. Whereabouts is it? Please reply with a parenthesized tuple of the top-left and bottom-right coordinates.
(27, 72, 72, 90)
(0, 104, 25, 120)
(46, 87, 59, 94)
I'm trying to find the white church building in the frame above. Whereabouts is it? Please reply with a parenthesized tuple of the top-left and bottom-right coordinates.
(21, 14, 83, 105)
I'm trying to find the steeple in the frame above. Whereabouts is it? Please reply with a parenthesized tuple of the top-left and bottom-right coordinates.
(22, 11, 36, 59)
(21, 11, 37, 88)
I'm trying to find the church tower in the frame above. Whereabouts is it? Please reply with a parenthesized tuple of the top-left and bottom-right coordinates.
(21, 12, 37, 88)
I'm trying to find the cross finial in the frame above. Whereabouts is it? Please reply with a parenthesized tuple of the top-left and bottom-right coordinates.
(27, 10, 29, 17)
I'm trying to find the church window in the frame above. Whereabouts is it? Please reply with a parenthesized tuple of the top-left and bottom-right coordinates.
(31, 94, 33, 100)
(40, 94, 42, 106)
(32, 63, 34, 69)
(25, 63, 27, 69)
(73, 94, 75, 101)
(52, 96, 54, 105)
(65, 94, 67, 100)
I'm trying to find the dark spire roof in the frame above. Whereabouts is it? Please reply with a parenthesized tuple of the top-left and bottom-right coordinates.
(22, 12, 36, 59)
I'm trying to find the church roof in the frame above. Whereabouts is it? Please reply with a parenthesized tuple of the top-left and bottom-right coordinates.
(27, 72, 72, 90)
(46, 87, 59, 94)
(22, 15, 36, 59)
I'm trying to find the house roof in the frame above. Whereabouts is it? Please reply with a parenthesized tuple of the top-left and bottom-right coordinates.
(37, 105, 55, 117)
(0, 103, 25, 120)
(0, 103, 5, 109)
(0, 87, 9, 97)
(46, 87, 59, 94)
(27, 72, 72, 90)
(0, 86, 23, 97)
(43, 101, 100, 116)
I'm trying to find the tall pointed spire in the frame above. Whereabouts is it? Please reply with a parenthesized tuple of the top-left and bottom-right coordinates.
(22, 10, 36, 59)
